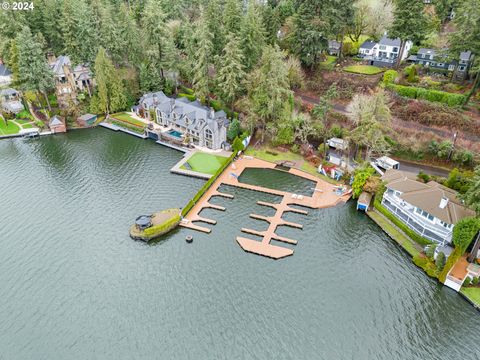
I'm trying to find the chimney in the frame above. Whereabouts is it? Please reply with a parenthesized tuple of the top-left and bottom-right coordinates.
(439, 197, 449, 209)
(210, 107, 215, 119)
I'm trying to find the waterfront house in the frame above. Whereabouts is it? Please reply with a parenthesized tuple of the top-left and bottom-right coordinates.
(77, 113, 97, 127)
(132, 92, 230, 150)
(407, 48, 474, 81)
(0, 63, 13, 87)
(49, 115, 67, 133)
(328, 40, 341, 56)
(48, 55, 94, 107)
(381, 169, 475, 244)
(359, 36, 412, 68)
(0, 88, 24, 114)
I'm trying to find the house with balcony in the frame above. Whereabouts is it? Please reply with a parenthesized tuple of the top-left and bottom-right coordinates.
(359, 36, 412, 68)
(381, 169, 475, 245)
(132, 92, 230, 150)
(48, 55, 94, 107)
(407, 48, 474, 81)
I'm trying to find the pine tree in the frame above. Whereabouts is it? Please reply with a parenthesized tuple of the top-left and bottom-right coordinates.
(93, 47, 127, 114)
(216, 34, 245, 107)
(16, 27, 54, 109)
(240, 0, 266, 70)
(449, 0, 480, 103)
(325, 0, 355, 59)
(224, 0, 243, 36)
(243, 45, 292, 141)
(205, 0, 225, 58)
(461, 166, 480, 215)
(389, 0, 428, 68)
(192, 15, 213, 102)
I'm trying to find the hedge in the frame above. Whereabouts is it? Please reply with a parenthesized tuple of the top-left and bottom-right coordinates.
(144, 214, 181, 237)
(374, 197, 432, 246)
(452, 217, 480, 252)
(181, 152, 236, 217)
(385, 83, 466, 107)
(383, 70, 398, 84)
(438, 246, 463, 283)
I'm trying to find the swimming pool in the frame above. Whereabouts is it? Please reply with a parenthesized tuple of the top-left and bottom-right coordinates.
(167, 129, 183, 138)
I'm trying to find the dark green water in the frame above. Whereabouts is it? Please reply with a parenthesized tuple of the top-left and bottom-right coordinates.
(0, 129, 479, 360)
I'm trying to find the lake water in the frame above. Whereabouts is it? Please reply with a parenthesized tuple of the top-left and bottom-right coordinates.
(0, 129, 479, 360)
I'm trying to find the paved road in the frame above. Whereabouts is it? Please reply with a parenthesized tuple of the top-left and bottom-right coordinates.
(394, 159, 450, 177)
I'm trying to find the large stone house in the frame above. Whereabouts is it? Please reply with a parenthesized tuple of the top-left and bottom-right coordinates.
(359, 36, 413, 67)
(132, 92, 230, 150)
(381, 169, 475, 245)
(407, 48, 474, 81)
(48, 55, 93, 107)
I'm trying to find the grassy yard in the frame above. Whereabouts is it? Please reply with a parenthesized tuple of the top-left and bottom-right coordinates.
(461, 287, 480, 308)
(244, 147, 339, 185)
(319, 55, 337, 70)
(343, 65, 384, 75)
(0, 119, 21, 135)
(182, 152, 230, 175)
(110, 112, 146, 127)
(367, 209, 422, 257)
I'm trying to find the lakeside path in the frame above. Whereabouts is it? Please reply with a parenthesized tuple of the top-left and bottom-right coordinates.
(180, 156, 352, 259)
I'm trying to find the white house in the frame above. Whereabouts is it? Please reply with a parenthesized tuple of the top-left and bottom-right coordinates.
(381, 169, 475, 244)
(360, 36, 412, 67)
(0, 63, 13, 87)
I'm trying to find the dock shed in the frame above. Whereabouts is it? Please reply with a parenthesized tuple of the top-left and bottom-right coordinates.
(357, 192, 373, 211)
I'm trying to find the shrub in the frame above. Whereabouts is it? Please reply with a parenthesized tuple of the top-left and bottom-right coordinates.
(417, 171, 431, 183)
(227, 118, 241, 141)
(438, 247, 463, 283)
(463, 277, 471, 286)
(436, 252, 446, 271)
(445, 168, 474, 194)
(404, 64, 417, 82)
(329, 124, 345, 138)
(232, 137, 245, 152)
(351, 166, 375, 199)
(452, 217, 480, 253)
(472, 277, 479, 286)
(317, 143, 326, 155)
(178, 93, 196, 101)
(291, 144, 300, 153)
(413, 255, 438, 278)
(383, 70, 398, 84)
(16, 110, 32, 120)
(425, 244, 436, 259)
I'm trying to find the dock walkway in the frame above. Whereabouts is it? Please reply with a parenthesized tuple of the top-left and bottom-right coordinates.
(180, 156, 351, 259)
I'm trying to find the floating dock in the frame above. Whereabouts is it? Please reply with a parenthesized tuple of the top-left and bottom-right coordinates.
(179, 157, 352, 259)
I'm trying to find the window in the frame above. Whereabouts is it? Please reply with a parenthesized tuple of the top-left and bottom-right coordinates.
(448, 64, 455, 71)
(379, 45, 386, 50)
(205, 128, 213, 148)
(459, 66, 465, 71)
(393, 47, 398, 53)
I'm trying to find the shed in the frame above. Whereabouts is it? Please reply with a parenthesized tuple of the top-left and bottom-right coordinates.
(327, 137, 348, 150)
(49, 115, 67, 133)
(357, 192, 372, 211)
(77, 113, 97, 127)
(375, 156, 399, 170)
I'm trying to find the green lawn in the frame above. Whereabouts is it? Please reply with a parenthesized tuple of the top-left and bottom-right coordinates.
(244, 147, 339, 184)
(343, 65, 384, 75)
(367, 210, 422, 257)
(0, 119, 21, 135)
(182, 152, 230, 175)
(461, 287, 480, 308)
(110, 112, 146, 127)
(21, 123, 34, 129)
(319, 55, 337, 70)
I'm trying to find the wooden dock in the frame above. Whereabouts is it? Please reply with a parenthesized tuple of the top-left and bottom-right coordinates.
(179, 156, 351, 259)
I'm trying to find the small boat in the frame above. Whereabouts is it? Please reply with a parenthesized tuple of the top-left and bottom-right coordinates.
(185, 235, 193, 243)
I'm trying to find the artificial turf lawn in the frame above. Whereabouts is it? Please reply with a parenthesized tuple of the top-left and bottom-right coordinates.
(0, 120, 21, 135)
(343, 65, 384, 75)
(182, 152, 229, 175)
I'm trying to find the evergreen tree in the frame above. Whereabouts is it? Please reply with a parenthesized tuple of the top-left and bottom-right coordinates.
(192, 15, 213, 102)
(326, 0, 355, 59)
(205, 0, 225, 58)
(224, 0, 243, 36)
(243, 45, 292, 141)
(16, 27, 54, 109)
(461, 166, 480, 215)
(93, 47, 127, 114)
(449, 0, 480, 103)
(289, 1, 329, 68)
(216, 34, 245, 107)
(240, 0, 266, 70)
(389, 0, 428, 68)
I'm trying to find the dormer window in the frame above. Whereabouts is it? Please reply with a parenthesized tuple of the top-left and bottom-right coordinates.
(439, 197, 449, 209)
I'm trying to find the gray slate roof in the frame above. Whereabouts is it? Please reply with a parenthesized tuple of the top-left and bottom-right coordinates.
(418, 48, 437, 56)
(0, 64, 12, 77)
(49, 115, 64, 126)
(328, 40, 341, 49)
(50, 56, 71, 75)
(359, 40, 376, 50)
(378, 35, 401, 47)
(460, 51, 472, 61)
(0, 88, 17, 97)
